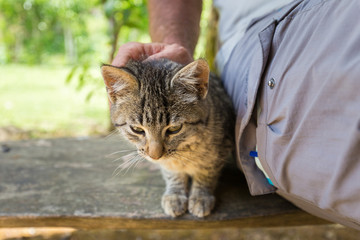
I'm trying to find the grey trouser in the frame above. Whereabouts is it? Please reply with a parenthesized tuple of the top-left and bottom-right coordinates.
(222, 0, 360, 230)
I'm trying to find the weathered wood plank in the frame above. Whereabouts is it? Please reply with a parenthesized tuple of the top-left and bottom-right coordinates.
(0, 137, 328, 229)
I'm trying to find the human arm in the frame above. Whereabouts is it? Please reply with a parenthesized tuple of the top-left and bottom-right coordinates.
(111, 0, 203, 67)
(147, 0, 202, 57)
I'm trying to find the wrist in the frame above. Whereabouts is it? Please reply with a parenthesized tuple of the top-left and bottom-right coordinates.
(160, 36, 194, 56)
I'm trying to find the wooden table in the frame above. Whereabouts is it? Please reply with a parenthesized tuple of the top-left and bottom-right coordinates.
(0, 137, 328, 229)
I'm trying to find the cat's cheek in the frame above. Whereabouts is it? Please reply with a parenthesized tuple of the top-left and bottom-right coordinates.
(176, 135, 200, 151)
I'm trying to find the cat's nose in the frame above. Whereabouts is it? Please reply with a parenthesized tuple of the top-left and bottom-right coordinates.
(147, 141, 164, 160)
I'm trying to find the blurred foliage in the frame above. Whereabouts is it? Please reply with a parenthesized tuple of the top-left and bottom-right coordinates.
(0, 0, 99, 64)
(0, 0, 212, 65)
(64, 0, 150, 102)
(0, 0, 149, 65)
(0, 0, 212, 101)
(102, 0, 149, 62)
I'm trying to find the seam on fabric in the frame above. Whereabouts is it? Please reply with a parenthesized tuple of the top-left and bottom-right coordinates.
(258, 122, 280, 189)
(257, 24, 281, 193)
(285, 0, 331, 21)
(262, 53, 269, 188)
(236, 30, 268, 196)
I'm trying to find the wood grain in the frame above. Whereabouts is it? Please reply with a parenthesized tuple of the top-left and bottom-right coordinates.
(0, 137, 328, 229)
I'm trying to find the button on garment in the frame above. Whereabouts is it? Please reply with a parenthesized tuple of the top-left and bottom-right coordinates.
(268, 78, 275, 89)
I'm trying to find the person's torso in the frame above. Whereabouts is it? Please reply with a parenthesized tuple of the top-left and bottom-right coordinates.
(213, 0, 294, 72)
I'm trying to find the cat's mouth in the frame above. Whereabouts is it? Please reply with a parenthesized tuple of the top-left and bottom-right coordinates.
(144, 153, 168, 162)
(141, 150, 176, 162)
(139, 147, 178, 162)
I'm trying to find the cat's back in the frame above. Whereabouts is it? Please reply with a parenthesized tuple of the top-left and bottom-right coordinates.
(207, 73, 235, 147)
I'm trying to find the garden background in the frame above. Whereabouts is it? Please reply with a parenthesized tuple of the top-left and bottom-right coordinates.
(1, 0, 359, 239)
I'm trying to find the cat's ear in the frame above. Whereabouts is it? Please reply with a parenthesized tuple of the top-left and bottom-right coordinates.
(101, 65, 138, 104)
(171, 59, 210, 101)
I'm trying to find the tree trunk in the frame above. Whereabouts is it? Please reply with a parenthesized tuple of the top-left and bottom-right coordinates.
(107, 16, 122, 131)
(205, 7, 219, 73)
(64, 27, 76, 64)
(108, 16, 121, 63)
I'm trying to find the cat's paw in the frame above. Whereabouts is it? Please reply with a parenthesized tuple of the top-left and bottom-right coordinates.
(161, 194, 188, 217)
(188, 194, 215, 218)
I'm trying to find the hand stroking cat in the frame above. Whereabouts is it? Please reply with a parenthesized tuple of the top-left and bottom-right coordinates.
(101, 58, 235, 218)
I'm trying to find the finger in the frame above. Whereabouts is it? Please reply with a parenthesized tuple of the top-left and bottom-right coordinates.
(112, 42, 167, 66)
(112, 42, 147, 67)
(143, 43, 166, 56)
(112, 54, 131, 67)
(146, 46, 193, 65)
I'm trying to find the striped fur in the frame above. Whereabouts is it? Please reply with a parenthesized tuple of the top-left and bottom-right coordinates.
(101, 59, 235, 217)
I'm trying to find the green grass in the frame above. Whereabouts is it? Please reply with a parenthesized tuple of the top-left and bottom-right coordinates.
(0, 64, 110, 139)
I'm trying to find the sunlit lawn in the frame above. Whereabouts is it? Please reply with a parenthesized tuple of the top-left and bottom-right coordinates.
(0, 64, 109, 139)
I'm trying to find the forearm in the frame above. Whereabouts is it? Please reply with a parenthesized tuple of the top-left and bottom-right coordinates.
(148, 0, 202, 56)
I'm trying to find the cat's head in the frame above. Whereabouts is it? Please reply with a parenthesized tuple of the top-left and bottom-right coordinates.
(101, 59, 210, 162)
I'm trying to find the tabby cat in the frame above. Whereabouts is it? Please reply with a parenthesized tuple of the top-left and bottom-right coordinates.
(101, 59, 234, 217)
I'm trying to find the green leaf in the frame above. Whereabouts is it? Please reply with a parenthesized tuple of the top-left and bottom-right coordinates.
(85, 90, 94, 102)
(65, 65, 78, 84)
(77, 72, 85, 90)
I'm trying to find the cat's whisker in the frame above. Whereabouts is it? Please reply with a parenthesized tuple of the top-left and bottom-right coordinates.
(111, 152, 137, 163)
(128, 157, 142, 174)
(123, 156, 142, 175)
(115, 155, 138, 169)
(112, 157, 124, 163)
(112, 152, 144, 176)
(113, 162, 132, 177)
(112, 156, 136, 174)
(104, 129, 119, 139)
(133, 157, 145, 171)
(112, 164, 124, 177)
(106, 149, 137, 158)
(122, 152, 139, 161)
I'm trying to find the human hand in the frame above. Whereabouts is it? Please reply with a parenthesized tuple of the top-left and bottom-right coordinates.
(111, 42, 193, 67)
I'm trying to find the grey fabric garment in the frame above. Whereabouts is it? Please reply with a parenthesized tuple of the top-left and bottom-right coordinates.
(213, 0, 293, 72)
(221, 0, 360, 230)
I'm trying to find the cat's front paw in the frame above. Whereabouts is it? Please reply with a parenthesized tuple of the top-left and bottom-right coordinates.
(161, 194, 188, 217)
(188, 194, 215, 218)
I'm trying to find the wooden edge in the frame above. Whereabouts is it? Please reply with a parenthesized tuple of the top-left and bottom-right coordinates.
(0, 212, 330, 229)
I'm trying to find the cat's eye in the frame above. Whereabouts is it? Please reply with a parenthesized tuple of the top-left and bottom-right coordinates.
(166, 124, 182, 135)
(130, 126, 145, 135)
